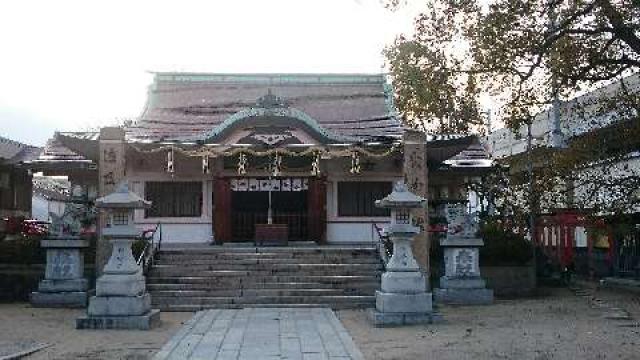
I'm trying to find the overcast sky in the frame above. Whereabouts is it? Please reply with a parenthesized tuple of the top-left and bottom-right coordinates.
(0, 0, 422, 147)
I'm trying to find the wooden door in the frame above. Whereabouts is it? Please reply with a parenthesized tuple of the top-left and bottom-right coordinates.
(213, 177, 232, 243)
(308, 176, 327, 244)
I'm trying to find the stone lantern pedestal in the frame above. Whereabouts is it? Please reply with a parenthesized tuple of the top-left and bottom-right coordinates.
(434, 204, 493, 304)
(434, 237, 493, 304)
(30, 238, 89, 308)
(76, 182, 159, 330)
(369, 182, 436, 327)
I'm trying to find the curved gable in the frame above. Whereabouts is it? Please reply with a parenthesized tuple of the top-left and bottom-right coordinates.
(203, 93, 359, 145)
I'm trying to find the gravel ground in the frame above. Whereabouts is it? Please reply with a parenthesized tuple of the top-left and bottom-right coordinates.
(0, 287, 638, 359)
(0, 304, 192, 360)
(338, 287, 640, 360)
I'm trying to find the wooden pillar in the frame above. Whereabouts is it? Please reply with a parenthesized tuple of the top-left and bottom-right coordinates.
(402, 130, 430, 284)
(96, 127, 126, 275)
(213, 177, 232, 243)
(308, 176, 327, 244)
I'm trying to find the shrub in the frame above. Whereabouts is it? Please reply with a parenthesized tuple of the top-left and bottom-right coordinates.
(480, 221, 533, 266)
(131, 238, 148, 262)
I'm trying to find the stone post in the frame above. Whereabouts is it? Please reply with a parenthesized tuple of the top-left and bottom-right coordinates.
(30, 238, 89, 308)
(403, 130, 429, 282)
(97, 127, 126, 275)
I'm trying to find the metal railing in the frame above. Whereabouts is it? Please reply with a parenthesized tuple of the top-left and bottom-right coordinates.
(137, 222, 162, 274)
(373, 223, 392, 268)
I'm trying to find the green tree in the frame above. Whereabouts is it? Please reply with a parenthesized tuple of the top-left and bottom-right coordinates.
(387, 1, 640, 220)
(385, 0, 640, 130)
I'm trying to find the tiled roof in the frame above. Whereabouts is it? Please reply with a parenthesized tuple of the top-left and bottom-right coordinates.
(27, 134, 96, 170)
(443, 141, 493, 168)
(0, 136, 40, 164)
(32, 176, 70, 201)
(128, 72, 402, 142)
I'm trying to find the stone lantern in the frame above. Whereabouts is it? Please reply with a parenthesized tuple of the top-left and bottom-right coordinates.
(76, 182, 160, 330)
(370, 181, 435, 326)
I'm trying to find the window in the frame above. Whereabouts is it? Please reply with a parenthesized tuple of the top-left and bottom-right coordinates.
(145, 181, 202, 218)
(338, 181, 391, 217)
(112, 211, 129, 225)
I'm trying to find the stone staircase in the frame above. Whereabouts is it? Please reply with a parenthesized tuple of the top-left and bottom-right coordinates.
(146, 246, 382, 311)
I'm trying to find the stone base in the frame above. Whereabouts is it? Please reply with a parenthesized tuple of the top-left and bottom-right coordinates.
(439, 276, 486, 289)
(375, 290, 432, 313)
(76, 309, 160, 330)
(381, 271, 426, 293)
(96, 273, 145, 297)
(30, 291, 87, 308)
(434, 287, 494, 305)
(88, 293, 151, 316)
(38, 278, 88, 293)
(369, 309, 443, 327)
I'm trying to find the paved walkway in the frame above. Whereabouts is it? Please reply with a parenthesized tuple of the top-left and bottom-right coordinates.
(153, 308, 364, 360)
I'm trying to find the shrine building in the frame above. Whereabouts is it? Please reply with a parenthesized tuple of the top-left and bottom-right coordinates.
(28, 73, 492, 245)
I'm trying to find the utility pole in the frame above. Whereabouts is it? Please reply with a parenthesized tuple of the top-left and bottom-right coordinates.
(485, 108, 492, 136)
(548, 2, 564, 149)
(527, 121, 537, 283)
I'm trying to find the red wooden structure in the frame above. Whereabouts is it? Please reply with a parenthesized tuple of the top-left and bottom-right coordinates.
(535, 209, 613, 271)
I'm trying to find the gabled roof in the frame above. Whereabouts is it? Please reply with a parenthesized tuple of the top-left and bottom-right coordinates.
(443, 141, 493, 168)
(127, 72, 402, 142)
(427, 134, 493, 171)
(25, 134, 96, 173)
(0, 136, 41, 165)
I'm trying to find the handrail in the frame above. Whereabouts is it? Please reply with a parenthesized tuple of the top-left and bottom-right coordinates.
(373, 223, 392, 268)
(137, 222, 162, 274)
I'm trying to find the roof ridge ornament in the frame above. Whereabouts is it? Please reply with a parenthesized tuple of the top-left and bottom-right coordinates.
(255, 88, 288, 109)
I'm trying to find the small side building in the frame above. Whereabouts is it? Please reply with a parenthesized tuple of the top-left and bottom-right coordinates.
(0, 136, 40, 234)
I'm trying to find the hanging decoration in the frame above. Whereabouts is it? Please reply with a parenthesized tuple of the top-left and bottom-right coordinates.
(202, 155, 210, 174)
(132, 142, 399, 176)
(131, 142, 400, 159)
(272, 152, 282, 177)
(350, 150, 361, 174)
(166, 147, 175, 175)
(311, 151, 321, 177)
(237, 153, 247, 175)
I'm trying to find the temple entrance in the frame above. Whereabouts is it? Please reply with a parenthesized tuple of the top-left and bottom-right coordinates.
(231, 190, 308, 241)
(213, 177, 326, 244)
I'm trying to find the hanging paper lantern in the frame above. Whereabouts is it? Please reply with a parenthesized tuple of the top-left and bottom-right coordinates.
(166, 147, 175, 174)
(237, 153, 247, 175)
(350, 150, 361, 174)
(311, 151, 321, 177)
(272, 152, 282, 177)
(202, 155, 210, 174)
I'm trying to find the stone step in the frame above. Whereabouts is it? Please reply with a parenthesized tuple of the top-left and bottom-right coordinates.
(160, 246, 377, 257)
(147, 246, 381, 310)
(149, 288, 372, 298)
(155, 302, 373, 311)
(147, 281, 379, 291)
(151, 295, 376, 306)
(150, 263, 381, 272)
(154, 257, 381, 265)
(147, 275, 379, 285)
(148, 269, 379, 277)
